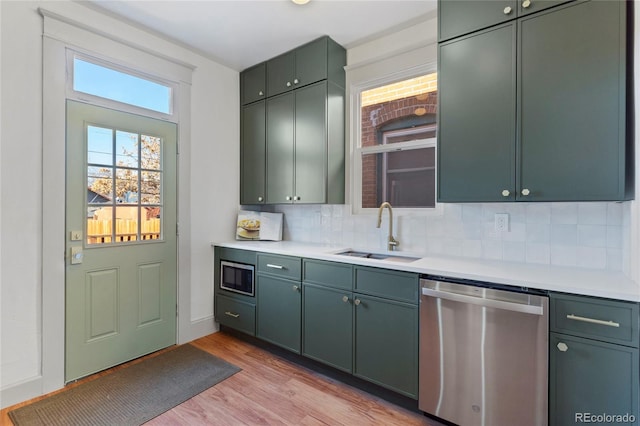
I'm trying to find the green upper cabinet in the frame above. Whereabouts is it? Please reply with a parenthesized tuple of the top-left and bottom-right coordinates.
(266, 81, 344, 204)
(241, 63, 266, 105)
(240, 36, 346, 205)
(438, 0, 573, 42)
(439, 0, 517, 42)
(267, 37, 345, 97)
(438, 0, 632, 202)
(240, 101, 266, 205)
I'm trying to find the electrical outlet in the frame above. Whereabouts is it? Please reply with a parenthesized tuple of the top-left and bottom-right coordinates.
(494, 213, 509, 232)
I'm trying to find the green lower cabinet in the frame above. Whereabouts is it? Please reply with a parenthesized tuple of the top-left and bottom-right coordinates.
(354, 294, 419, 399)
(550, 332, 639, 426)
(302, 283, 353, 372)
(257, 275, 302, 353)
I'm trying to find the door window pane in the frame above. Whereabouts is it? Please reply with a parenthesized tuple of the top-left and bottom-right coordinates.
(86, 125, 163, 245)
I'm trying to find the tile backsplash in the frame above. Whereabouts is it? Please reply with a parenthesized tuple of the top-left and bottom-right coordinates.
(257, 202, 631, 274)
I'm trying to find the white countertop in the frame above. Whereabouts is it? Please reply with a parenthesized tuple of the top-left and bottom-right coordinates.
(213, 240, 640, 302)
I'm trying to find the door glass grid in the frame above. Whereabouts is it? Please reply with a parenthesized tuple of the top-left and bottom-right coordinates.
(87, 125, 163, 245)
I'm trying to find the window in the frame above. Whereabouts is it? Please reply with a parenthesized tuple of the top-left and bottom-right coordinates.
(86, 125, 164, 244)
(356, 73, 437, 210)
(72, 56, 173, 115)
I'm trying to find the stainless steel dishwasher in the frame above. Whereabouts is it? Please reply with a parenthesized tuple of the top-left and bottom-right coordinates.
(419, 276, 548, 426)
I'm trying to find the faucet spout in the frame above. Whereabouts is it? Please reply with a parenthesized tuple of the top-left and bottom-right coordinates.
(377, 202, 399, 251)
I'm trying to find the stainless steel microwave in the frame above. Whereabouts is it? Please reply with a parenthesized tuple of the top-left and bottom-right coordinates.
(220, 260, 255, 296)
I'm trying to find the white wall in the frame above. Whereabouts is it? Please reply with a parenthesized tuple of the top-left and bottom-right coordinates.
(0, 0, 239, 407)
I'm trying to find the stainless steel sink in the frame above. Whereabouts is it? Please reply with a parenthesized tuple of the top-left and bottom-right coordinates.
(336, 250, 420, 263)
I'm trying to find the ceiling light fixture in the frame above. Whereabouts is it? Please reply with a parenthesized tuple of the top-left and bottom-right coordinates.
(292, 0, 310, 4)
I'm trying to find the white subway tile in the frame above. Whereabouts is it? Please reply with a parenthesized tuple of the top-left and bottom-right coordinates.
(551, 203, 578, 224)
(578, 203, 607, 225)
(525, 243, 551, 264)
(577, 225, 607, 248)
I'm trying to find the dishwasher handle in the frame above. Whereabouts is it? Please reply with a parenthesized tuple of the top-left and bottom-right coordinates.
(421, 287, 544, 316)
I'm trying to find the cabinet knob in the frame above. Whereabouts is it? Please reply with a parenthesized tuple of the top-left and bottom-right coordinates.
(293, 78, 299, 85)
(293, 196, 300, 201)
(501, 189, 510, 197)
(292, 285, 299, 292)
(521, 188, 531, 196)
(557, 342, 569, 352)
(258, 90, 264, 96)
(522, 0, 531, 8)
(342, 295, 349, 303)
(503, 6, 512, 14)
(258, 196, 263, 202)
(286, 196, 292, 201)
(354, 299, 361, 306)
(286, 81, 292, 87)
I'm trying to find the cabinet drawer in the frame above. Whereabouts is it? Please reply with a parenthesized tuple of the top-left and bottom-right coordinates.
(551, 294, 639, 347)
(354, 267, 419, 303)
(216, 294, 256, 336)
(257, 253, 301, 280)
(303, 259, 353, 290)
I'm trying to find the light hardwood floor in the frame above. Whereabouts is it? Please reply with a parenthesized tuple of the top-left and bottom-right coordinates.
(2, 331, 443, 425)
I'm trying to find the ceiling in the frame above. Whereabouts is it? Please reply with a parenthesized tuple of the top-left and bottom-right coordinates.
(85, 0, 438, 71)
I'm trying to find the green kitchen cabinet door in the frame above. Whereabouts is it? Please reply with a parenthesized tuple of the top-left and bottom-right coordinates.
(438, 23, 517, 202)
(302, 284, 353, 372)
(294, 82, 327, 204)
(266, 93, 295, 204)
(241, 63, 266, 105)
(550, 333, 639, 426)
(354, 294, 419, 398)
(517, 0, 630, 201)
(240, 101, 266, 205)
(438, 0, 517, 42)
(267, 51, 295, 97)
(256, 275, 301, 353)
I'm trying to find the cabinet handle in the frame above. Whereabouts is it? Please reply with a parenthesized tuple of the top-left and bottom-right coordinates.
(266, 263, 285, 270)
(342, 295, 349, 303)
(293, 78, 299, 84)
(224, 311, 240, 318)
(522, 0, 531, 8)
(292, 285, 299, 292)
(503, 6, 512, 14)
(557, 342, 568, 352)
(286, 196, 292, 201)
(501, 189, 510, 197)
(258, 196, 263, 202)
(293, 196, 300, 201)
(354, 299, 361, 306)
(258, 90, 264, 96)
(566, 314, 620, 328)
(521, 188, 531, 196)
(286, 81, 292, 87)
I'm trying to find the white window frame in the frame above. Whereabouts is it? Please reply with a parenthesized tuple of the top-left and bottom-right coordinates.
(66, 50, 179, 122)
(350, 69, 442, 216)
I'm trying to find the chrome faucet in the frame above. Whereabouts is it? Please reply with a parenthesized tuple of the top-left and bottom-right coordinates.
(377, 202, 399, 251)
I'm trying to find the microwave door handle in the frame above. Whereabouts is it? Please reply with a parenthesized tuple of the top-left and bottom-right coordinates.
(421, 287, 544, 316)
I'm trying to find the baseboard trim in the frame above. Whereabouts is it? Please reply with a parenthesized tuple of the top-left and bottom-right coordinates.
(0, 376, 43, 410)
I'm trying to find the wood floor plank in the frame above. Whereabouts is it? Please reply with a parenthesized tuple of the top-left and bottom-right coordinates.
(1, 331, 442, 426)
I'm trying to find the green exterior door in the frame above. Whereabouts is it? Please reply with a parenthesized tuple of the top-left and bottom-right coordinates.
(266, 93, 295, 204)
(517, 0, 627, 201)
(354, 294, 419, 398)
(302, 284, 353, 372)
(294, 82, 327, 204)
(65, 100, 177, 382)
(256, 275, 301, 353)
(438, 23, 516, 202)
(240, 101, 266, 204)
(550, 333, 639, 425)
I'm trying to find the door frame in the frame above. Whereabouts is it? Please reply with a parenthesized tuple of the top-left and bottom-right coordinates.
(39, 11, 198, 397)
